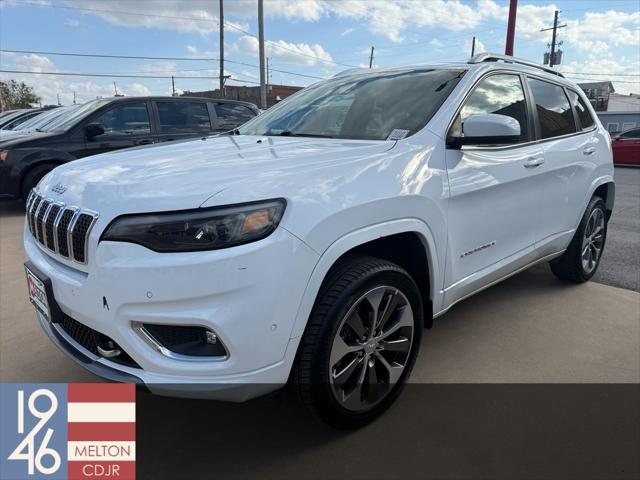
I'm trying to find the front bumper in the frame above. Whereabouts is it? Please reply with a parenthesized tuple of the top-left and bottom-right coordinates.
(25, 223, 319, 400)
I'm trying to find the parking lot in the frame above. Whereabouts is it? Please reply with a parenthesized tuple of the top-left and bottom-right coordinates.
(1, 167, 638, 478)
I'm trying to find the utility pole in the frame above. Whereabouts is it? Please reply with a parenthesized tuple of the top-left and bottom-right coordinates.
(171, 76, 176, 96)
(505, 0, 517, 55)
(73, 91, 76, 104)
(266, 57, 270, 93)
(369, 46, 374, 68)
(541, 10, 566, 67)
(258, 0, 266, 109)
(219, 0, 224, 96)
(113, 81, 118, 96)
(471, 36, 476, 57)
(57, 94, 61, 106)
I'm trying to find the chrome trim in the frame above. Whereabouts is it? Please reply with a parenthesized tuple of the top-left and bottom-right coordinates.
(70, 209, 99, 264)
(132, 322, 229, 362)
(468, 52, 564, 78)
(434, 250, 565, 319)
(51, 203, 67, 254)
(33, 198, 48, 244)
(66, 209, 81, 262)
(41, 202, 56, 251)
(26, 193, 98, 265)
(97, 345, 123, 358)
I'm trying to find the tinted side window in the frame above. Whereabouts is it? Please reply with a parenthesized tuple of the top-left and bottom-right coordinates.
(157, 102, 211, 133)
(94, 103, 151, 136)
(620, 129, 640, 139)
(214, 103, 256, 130)
(528, 78, 576, 138)
(567, 90, 594, 130)
(456, 74, 529, 142)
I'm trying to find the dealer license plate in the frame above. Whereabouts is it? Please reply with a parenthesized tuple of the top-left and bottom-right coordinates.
(25, 267, 50, 322)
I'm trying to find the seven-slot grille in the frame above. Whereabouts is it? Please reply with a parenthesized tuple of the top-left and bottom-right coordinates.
(26, 190, 98, 264)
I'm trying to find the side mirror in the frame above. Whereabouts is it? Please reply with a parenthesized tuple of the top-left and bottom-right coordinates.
(448, 113, 521, 148)
(85, 122, 105, 138)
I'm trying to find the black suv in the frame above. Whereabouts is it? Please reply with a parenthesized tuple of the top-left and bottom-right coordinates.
(0, 96, 259, 199)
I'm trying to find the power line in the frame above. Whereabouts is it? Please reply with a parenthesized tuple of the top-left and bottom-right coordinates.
(0, 49, 327, 80)
(6, 0, 354, 68)
(0, 69, 262, 84)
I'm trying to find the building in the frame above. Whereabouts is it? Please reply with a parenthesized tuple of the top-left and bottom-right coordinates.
(578, 81, 640, 134)
(578, 81, 615, 111)
(182, 84, 303, 108)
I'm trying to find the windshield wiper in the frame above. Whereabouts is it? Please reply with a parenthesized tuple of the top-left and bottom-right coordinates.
(278, 130, 334, 138)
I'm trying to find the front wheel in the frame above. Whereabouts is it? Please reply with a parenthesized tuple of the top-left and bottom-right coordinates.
(293, 256, 423, 428)
(550, 196, 608, 282)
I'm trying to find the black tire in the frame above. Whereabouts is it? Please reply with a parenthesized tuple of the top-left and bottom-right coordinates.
(21, 164, 56, 199)
(550, 196, 608, 282)
(293, 255, 423, 429)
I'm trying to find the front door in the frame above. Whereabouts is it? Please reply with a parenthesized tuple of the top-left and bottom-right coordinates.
(444, 73, 542, 307)
(81, 101, 156, 157)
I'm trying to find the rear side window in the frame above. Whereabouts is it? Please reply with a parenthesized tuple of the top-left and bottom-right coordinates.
(214, 103, 256, 130)
(156, 102, 211, 133)
(567, 90, 595, 130)
(94, 102, 151, 136)
(528, 78, 576, 139)
(454, 74, 529, 142)
(620, 129, 640, 139)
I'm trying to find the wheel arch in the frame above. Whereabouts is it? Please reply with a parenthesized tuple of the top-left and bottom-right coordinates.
(592, 180, 615, 218)
(20, 158, 66, 199)
(289, 219, 440, 341)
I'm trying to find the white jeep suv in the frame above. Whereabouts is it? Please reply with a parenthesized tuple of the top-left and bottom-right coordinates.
(24, 54, 614, 427)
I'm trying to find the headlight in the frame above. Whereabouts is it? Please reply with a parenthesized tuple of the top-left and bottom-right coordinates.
(101, 199, 286, 252)
(0, 150, 8, 161)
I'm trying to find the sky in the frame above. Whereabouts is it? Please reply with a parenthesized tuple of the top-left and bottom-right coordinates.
(0, 0, 639, 106)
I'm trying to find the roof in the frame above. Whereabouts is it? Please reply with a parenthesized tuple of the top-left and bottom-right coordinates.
(577, 81, 615, 93)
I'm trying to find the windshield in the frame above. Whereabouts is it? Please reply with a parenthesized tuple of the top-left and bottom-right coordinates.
(44, 98, 113, 132)
(239, 68, 464, 141)
(15, 107, 69, 131)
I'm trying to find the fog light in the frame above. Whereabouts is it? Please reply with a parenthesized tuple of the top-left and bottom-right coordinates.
(132, 322, 227, 360)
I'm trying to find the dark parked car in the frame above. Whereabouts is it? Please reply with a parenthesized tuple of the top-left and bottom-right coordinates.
(612, 127, 640, 166)
(0, 96, 259, 199)
(0, 109, 49, 131)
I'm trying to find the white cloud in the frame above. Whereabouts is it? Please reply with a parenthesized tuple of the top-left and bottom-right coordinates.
(65, 18, 80, 28)
(1, 53, 159, 105)
(341, 28, 355, 37)
(233, 35, 333, 66)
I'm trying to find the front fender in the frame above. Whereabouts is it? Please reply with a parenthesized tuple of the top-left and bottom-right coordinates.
(287, 218, 443, 341)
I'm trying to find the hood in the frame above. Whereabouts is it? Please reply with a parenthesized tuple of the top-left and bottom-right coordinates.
(38, 135, 395, 216)
(0, 131, 60, 149)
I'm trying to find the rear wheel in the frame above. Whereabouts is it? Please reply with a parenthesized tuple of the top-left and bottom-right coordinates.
(550, 196, 608, 282)
(293, 256, 423, 428)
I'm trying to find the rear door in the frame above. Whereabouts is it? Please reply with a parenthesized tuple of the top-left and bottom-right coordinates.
(154, 99, 213, 143)
(526, 78, 594, 256)
(81, 101, 156, 157)
(444, 73, 543, 306)
(213, 102, 257, 132)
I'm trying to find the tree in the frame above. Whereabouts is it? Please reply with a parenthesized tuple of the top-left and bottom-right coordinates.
(0, 80, 41, 110)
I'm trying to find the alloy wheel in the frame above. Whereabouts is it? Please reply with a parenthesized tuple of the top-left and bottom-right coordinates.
(329, 286, 414, 412)
(581, 207, 605, 274)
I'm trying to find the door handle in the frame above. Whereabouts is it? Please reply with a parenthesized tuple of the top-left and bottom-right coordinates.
(524, 156, 545, 168)
(136, 139, 154, 145)
(583, 146, 596, 155)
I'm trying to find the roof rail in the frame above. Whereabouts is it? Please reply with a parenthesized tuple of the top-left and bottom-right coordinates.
(468, 52, 564, 78)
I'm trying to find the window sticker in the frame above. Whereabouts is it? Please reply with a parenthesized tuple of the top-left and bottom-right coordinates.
(387, 129, 410, 141)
